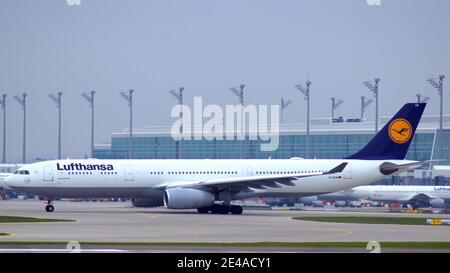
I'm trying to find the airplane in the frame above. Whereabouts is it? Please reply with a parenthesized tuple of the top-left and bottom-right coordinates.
(341, 185, 450, 209)
(1, 103, 429, 215)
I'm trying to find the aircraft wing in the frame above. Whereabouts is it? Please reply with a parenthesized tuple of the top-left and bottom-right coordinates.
(156, 162, 348, 191)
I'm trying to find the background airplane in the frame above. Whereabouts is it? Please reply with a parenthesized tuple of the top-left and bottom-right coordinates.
(342, 185, 450, 209)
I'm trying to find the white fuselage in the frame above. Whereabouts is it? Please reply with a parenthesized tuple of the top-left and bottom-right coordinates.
(4, 158, 410, 201)
(343, 185, 450, 202)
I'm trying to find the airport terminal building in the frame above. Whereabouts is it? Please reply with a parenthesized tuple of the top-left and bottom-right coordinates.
(94, 115, 450, 185)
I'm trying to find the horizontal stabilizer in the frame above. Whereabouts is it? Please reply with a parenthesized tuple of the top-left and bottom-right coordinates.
(379, 160, 440, 175)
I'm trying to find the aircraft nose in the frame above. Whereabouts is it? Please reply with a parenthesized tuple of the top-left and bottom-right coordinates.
(4, 174, 20, 188)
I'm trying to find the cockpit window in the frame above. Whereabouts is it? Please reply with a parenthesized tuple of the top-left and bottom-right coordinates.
(16, 170, 30, 175)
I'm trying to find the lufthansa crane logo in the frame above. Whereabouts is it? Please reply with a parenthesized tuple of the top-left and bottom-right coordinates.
(388, 118, 412, 144)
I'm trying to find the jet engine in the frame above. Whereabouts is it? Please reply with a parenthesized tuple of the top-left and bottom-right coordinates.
(164, 188, 215, 209)
(430, 198, 446, 208)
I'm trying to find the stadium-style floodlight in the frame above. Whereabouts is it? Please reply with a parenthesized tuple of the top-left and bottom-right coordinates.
(363, 78, 380, 133)
(82, 90, 95, 158)
(169, 87, 184, 159)
(360, 96, 373, 120)
(119, 89, 134, 159)
(427, 75, 445, 162)
(295, 80, 311, 159)
(14, 93, 27, 163)
(330, 97, 344, 120)
(49, 92, 63, 159)
(416, 93, 430, 104)
(230, 84, 245, 105)
(280, 96, 293, 125)
(0, 94, 6, 163)
(412, 94, 430, 161)
(229, 84, 245, 159)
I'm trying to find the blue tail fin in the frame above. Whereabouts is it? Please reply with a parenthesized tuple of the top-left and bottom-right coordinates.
(346, 103, 426, 160)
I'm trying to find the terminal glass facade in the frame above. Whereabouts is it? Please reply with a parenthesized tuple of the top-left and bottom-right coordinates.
(94, 130, 448, 164)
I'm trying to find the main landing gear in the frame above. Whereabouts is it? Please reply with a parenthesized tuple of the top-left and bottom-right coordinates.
(197, 204, 243, 215)
(45, 199, 54, 212)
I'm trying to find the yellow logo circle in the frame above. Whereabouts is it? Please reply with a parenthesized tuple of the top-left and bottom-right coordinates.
(388, 118, 412, 144)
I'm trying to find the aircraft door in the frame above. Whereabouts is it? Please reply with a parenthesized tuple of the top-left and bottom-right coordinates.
(43, 165, 54, 181)
(124, 165, 134, 181)
(246, 166, 253, 176)
(343, 164, 352, 179)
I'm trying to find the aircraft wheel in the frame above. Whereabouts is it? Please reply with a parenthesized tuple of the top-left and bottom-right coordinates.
(45, 205, 54, 212)
(197, 207, 209, 214)
(218, 206, 230, 214)
(230, 205, 243, 215)
(210, 204, 229, 214)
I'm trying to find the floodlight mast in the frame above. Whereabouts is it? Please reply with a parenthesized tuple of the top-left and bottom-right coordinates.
(119, 89, 134, 159)
(14, 93, 27, 163)
(169, 87, 184, 159)
(82, 90, 95, 158)
(360, 96, 373, 120)
(427, 75, 445, 162)
(363, 78, 380, 133)
(416, 93, 430, 103)
(295, 80, 311, 159)
(229, 84, 245, 159)
(280, 96, 292, 125)
(49, 92, 62, 159)
(330, 97, 344, 120)
(0, 94, 6, 163)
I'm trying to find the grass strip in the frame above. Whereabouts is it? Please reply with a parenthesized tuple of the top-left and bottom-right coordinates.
(0, 216, 74, 223)
(0, 241, 450, 249)
(292, 216, 446, 225)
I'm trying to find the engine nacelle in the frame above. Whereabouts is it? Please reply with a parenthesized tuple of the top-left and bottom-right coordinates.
(132, 197, 164, 208)
(164, 188, 215, 209)
(430, 198, 446, 208)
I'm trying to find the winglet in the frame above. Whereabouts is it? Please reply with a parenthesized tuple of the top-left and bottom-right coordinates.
(323, 162, 348, 175)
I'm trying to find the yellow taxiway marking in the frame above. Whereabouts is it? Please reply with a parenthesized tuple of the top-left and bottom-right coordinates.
(137, 213, 160, 219)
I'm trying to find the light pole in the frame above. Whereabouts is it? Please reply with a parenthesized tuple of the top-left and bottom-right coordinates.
(0, 94, 6, 163)
(82, 90, 95, 158)
(49, 92, 62, 159)
(119, 89, 134, 159)
(427, 75, 445, 161)
(14, 93, 27, 163)
(360, 96, 373, 120)
(230, 84, 245, 159)
(416, 93, 430, 104)
(169, 87, 184, 159)
(330, 97, 344, 120)
(295, 80, 311, 159)
(280, 96, 292, 125)
(363, 78, 380, 133)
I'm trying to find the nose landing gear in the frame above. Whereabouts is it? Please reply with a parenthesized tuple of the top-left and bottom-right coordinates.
(45, 199, 54, 212)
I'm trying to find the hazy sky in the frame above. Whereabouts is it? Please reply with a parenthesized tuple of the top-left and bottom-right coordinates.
(0, 0, 449, 162)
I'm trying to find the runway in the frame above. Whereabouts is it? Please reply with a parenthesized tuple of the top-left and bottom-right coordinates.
(1, 200, 450, 252)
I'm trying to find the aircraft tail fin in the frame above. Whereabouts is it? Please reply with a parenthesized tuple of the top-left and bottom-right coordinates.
(346, 103, 426, 160)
